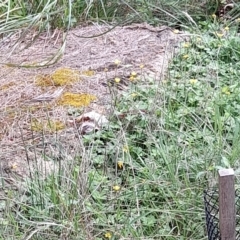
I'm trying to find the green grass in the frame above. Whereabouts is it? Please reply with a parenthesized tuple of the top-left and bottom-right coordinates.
(2, 21, 240, 239)
(1, 0, 238, 33)
(2, 1, 240, 240)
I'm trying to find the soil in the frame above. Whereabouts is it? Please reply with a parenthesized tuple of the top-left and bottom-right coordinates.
(0, 23, 187, 188)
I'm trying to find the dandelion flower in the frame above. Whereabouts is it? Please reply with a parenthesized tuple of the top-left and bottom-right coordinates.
(216, 32, 223, 38)
(104, 232, 112, 239)
(173, 29, 179, 34)
(131, 71, 137, 77)
(182, 54, 189, 59)
(114, 59, 121, 65)
(162, 80, 167, 84)
(189, 79, 198, 84)
(140, 64, 144, 69)
(129, 76, 135, 81)
(113, 185, 121, 191)
(222, 86, 230, 95)
(117, 161, 123, 169)
(224, 26, 229, 31)
(115, 77, 121, 83)
(123, 145, 129, 152)
(11, 163, 18, 170)
(208, 165, 214, 171)
(183, 42, 190, 48)
(131, 92, 138, 98)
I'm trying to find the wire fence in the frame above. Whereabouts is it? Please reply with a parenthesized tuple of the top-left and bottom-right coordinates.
(204, 188, 240, 240)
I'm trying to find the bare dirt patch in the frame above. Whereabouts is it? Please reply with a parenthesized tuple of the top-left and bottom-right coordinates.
(0, 23, 186, 186)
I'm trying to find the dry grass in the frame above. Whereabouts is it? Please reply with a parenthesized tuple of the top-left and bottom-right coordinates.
(0, 23, 185, 182)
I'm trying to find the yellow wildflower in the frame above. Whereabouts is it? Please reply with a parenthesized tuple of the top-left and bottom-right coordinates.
(216, 32, 223, 38)
(114, 59, 121, 65)
(162, 80, 167, 84)
(115, 77, 121, 83)
(208, 165, 214, 171)
(104, 232, 112, 239)
(212, 14, 216, 19)
(123, 145, 129, 152)
(236, 18, 240, 23)
(117, 161, 123, 169)
(189, 79, 198, 84)
(182, 54, 189, 59)
(173, 29, 179, 34)
(131, 71, 137, 77)
(131, 92, 138, 98)
(183, 42, 190, 48)
(11, 163, 18, 170)
(196, 37, 201, 42)
(222, 86, 230, 95)
(140, 64, 145, 69)
(81, 70, 95, 76)
(224, 26, 229, 31)
(129, 75, 135, 81)
(113, 185, 121, 191)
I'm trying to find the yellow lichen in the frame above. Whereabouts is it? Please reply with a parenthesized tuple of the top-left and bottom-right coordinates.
(31, 119, 65, 132)
(0, 82, 15, 90)
(81, 70, 95, 76)
(36, 68, 80, 87)
(36, 74, 54, 87)
(58, 92, 97, 107)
